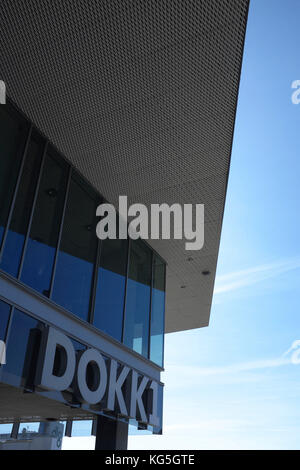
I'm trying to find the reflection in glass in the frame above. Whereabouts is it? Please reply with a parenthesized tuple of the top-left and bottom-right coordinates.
(0, 106, 28, 246)
(93, 237, 128, 341)
(0, 300, 11, 341)
(150, 256, 165, 367)
(123, 240, 152, 357)
(0, 135, 43, 276)
(153, 383, 164, 435)
(20, 152, 68, 295)
(19, 422, 39, 436)
(52, 174, 98, 321)
(2, 309, 42, 388)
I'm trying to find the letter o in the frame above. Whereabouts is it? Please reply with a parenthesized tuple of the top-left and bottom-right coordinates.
(76, 349, 107, 404)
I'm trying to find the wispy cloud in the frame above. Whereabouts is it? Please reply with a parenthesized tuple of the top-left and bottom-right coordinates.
(214, 257, 300, 294)
(167, 339, 300, 378)
(168, 357, 290, 378)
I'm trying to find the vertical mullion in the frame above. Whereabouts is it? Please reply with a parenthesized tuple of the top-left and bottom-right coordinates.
(10, 422, 20, 439)
(4, 304, 14, 346)
(91, 418, 97, 436)
(48, 166, 72, 299)
(161, 263, 167, 369)
(65, 420, 73, 437)
(0, 124, 32, 260)
(121, 238, 131, 344)
(17, 141, 48, 280)
(88, 230, 102, 325)
(147, 251, 154, 361)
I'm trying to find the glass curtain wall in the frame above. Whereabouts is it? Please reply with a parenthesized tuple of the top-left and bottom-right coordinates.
(0, 132, 44, 276)
(20, 151, 69, 295)
(149, 255, 166, 367)
(0, 105, 29, 247)
(0, 101, 166, 366)
(93, 233, 128, 342)
(52, 173, 98, 322)
(123, 240, 152, 358)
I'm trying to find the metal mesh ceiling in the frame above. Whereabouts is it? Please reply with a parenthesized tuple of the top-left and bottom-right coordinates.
(0, 0, 249, 333)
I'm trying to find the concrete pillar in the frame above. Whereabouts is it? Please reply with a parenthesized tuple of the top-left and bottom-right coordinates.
(10, 422, 20, 439)
(65, 420, 73, 437)
(95, 415, 128, 450)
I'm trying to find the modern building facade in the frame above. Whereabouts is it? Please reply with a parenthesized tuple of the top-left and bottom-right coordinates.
(0, 0, 249, 450)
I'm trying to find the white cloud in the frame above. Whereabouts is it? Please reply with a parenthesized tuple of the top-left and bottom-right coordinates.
(214, 257, 300, 294)
(166, 338, 300, 383)
(62, 436, 95, 450)
(167, 356, 291, 378)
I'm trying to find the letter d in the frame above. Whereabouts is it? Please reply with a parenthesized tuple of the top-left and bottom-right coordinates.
(35, 326, 76, 391)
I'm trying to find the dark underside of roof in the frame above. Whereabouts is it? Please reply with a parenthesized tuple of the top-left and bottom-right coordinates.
(0, 0, 249, 332)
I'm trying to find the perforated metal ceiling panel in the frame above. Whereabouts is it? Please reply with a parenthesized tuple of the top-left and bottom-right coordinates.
(0, 0, 249, 333)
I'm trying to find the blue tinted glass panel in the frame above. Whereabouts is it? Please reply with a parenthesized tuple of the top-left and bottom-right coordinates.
(150, 256, 165, 367)
(20, 152, 68, 295)
(1, 309, 42, 388)
(153, 383, 164, 435)
(0, 300, 11, 341)
(52, 174, 98, 321)
(123, 240, 151, 357)
(0, 135, 43, 277)
(0, 105, 28, 246)
(93, 238, 128, 341)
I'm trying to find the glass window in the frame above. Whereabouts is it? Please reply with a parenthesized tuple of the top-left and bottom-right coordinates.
(71, 420, 93, 437)
(0, 424, 13, 436)
(52, 173, 98, 321)
(123, 240, 152, 358)
(149, 256, 166, 367)
(1, 309, 43, 388)
(20, 151, 69, 296)
(71, 338, 87, 354)
(0, 105, 29, 247)
(93, 235, 128, 342)
(19, 422, 39, 438)
(0, 299, 11, 341)
(0, 133, 44, 277)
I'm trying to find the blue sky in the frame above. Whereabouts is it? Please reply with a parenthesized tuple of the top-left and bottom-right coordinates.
(128, 0, 300, 450)
(64, 0, 300, 449)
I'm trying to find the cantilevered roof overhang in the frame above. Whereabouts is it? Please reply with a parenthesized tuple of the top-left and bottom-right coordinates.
(0, 0, 249, 333)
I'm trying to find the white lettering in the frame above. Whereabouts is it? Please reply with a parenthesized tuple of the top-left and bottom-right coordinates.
(128, 203, 149, 239)
(0, 340, 6, 364)
(130, 370, 149, 423)
(0, 81, 6, 105)
(151, 203, 182, 240)
(96, 196, 205, 251)
(36, 327, 76, 391)
(107, 360, 130, 415)
(184, 204, 204, 251)
(291, 80, 300, 104)
(75, 348, 107, 404)
(35, 327, 160, 425)
(96, 203, 116, 239)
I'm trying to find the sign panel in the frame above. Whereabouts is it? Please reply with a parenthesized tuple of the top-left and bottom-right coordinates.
(35, 326, 162, 429)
